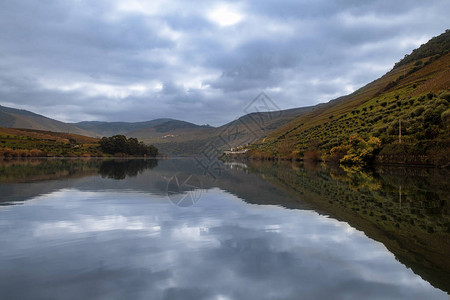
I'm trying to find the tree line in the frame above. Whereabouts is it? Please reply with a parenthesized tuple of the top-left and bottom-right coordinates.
(99, 135, 158, 157)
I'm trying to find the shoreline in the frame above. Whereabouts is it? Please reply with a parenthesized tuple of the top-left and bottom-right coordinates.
(221, 153, 450, 168)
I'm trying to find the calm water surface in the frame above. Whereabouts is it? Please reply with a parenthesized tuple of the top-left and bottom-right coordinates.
(0, 158, 448, 299)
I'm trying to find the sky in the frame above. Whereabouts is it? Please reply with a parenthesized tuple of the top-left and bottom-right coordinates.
(0, 0, 449, 126)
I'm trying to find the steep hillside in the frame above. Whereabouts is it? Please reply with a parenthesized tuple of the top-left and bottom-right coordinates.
(394, 29, 450, 68)
(0, 105, 96, 137)
(250, 30, 450, 165)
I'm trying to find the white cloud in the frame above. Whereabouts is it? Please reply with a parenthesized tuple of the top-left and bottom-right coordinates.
(113, 0, 167, 17)
(38, 79, 163, 99)
(208, 4, 244, 27)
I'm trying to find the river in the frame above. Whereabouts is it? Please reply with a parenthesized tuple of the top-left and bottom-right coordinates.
(0, 158, 448, 299)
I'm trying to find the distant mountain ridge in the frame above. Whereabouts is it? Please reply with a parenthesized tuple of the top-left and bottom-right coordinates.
(0, 104, 213, 141)
(0, 105, 97, 137)
(72, 119, 209, 137)
(137, 106, 315, 155)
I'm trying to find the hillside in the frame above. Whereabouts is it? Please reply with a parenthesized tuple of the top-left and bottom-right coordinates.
(0, 105, 96, 137)
(0, 127, 159, 158)
(140, 106, 315, 155)
(249, 30, 450, 166)
(0, 127, 102, 157)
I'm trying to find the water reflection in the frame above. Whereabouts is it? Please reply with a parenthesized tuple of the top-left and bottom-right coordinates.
(0, 158, 449, 299)
(0, 158, 159, 183)
(99, 159, 158, 179)
(244, 160, 450, 293)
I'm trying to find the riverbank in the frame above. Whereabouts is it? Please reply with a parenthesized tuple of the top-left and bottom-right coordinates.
(0, 127, 159, 159)
(222, 147, 450, 168)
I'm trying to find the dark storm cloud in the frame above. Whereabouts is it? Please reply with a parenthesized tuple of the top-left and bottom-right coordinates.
(0, 0, 449, 125)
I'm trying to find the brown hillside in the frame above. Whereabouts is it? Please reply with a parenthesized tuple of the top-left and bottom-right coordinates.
(0, 127, 99, 144)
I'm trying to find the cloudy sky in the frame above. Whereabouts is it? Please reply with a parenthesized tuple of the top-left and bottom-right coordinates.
(0, 0, 449, 126)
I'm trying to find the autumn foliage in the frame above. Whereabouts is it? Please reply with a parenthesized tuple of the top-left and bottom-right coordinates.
(339, 135, 382, 166)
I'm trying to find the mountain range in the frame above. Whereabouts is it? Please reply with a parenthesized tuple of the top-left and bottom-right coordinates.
(0, 101, 314, 155)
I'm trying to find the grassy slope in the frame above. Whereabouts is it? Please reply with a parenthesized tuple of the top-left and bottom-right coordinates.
(0, 127, 102, 157)
(250, 30, 450, 164)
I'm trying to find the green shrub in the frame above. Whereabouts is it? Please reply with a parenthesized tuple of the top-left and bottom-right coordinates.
(441, 109, 450, 127)
(435, 99, 448, 107)
(424, 125, 440, 139)
(440, 92, 450, 102)
(423, 108, 441, 125)
(340, 135, 381, 166)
